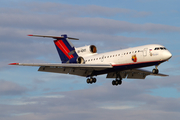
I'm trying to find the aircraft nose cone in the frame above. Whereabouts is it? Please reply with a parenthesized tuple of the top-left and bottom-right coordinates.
(163, 51, 172, 60)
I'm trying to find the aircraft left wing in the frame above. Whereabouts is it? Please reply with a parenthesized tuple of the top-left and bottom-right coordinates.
(9, 63, 112, 77)
(106, 68, 168, 79)
(9, 63, 112, 68)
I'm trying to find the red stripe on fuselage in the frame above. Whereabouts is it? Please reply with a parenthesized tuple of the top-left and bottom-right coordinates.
(54, 40, 74, 59)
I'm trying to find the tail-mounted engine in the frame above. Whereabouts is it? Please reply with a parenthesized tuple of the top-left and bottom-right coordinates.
(75, 45, 97, 57)
(67, 56, 85, 64)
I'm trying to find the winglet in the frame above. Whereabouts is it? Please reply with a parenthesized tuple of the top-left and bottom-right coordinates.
(9, 63, 19, 65)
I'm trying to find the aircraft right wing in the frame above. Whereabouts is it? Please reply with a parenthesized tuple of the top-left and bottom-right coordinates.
(106, 68, 168, 79)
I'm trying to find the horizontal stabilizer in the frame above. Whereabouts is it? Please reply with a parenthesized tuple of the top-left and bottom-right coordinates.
(28, 34, 79, 40)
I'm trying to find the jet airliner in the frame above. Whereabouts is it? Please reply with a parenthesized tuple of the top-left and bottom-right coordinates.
(9, 34, 172, 86)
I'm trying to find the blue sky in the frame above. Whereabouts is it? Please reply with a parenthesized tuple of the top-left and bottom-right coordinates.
(0, 0, 180, 119)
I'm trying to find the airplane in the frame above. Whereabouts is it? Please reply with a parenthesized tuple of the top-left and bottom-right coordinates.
(9, 34, 172, 86)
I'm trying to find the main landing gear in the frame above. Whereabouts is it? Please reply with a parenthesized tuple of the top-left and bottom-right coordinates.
(112, 72, 122, 86)
(152, 65, 159, 74)
(86, 77, 97, 84)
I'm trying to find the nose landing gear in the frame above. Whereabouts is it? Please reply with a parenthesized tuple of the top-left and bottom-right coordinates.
(152, 65, 159, 74)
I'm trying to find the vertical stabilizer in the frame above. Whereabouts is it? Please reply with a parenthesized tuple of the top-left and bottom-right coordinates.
(54, 34, 78, 63)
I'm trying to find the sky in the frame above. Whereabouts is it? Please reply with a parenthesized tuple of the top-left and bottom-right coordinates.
(0, 0, 180, 119)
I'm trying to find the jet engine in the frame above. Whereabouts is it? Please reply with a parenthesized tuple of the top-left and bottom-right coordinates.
(68, 56, 85, 64)
(75, 45, 97, 57)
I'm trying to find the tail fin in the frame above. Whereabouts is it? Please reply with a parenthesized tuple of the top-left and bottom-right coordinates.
(54, 34, 78, 63)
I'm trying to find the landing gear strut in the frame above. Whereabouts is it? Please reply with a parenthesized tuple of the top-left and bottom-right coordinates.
(152, 65, 159, 74)
(112, 72, 122, 86)
(86, 77, 97, 84)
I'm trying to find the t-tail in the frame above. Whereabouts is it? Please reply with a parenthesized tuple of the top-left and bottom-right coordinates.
(28, 34, 85, 64)
(54, 34, 79, 63)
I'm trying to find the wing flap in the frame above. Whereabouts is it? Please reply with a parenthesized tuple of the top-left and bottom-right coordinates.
(38, 66, 93, 77)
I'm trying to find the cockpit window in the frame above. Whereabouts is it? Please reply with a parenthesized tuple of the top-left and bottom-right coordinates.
(160, 47, 164, 50)
(154, 47, 167, 50)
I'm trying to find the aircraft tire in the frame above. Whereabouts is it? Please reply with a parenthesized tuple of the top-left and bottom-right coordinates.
(152, 69, 159, 74)
(93, 78, 97, 83)
(87, 79, 90, 84)
(115, 80, 119, 86)
(156, 69, 159, 74)
(90, 78, 93, 83)
(118, 80, 122, 85)
(112, 80, 116, 86)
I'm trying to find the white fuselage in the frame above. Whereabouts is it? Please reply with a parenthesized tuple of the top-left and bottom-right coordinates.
(83, 44, 172, 68)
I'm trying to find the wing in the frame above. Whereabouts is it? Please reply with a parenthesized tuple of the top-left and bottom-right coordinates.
(9, 63, 112, 77)
(106, 68, 168, 79)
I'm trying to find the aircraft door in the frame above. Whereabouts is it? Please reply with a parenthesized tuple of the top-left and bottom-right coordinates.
(143, 48, 148, 57)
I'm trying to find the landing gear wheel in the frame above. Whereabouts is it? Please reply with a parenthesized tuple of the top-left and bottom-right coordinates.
(86, 79, 90, 84)
(112, 80, 116, 86)
(86, 77, 97, 84)
(92, 78, 97, 83)
(118, 80, 122, 85)
(112, 80, 122, 86)
(152, 69, 159, 74)
(115, 80, 119, 86)
(89, 78, 93, 84)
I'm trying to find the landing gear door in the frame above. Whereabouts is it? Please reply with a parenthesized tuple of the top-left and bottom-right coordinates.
(143, 48, 148, 57)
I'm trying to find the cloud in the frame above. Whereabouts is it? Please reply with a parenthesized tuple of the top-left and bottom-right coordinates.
(0, 76, 180, 120)
(1, 14, 180, 35)
(0, 1, 178, 71)
(21, 2, 151, 18)
(0, 80, 27, 95)
(0, 2, 178, 35)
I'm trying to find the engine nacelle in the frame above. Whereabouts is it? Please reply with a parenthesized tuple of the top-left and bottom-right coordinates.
(67, 56, 85, 64)
(75, 45, 97, 57)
